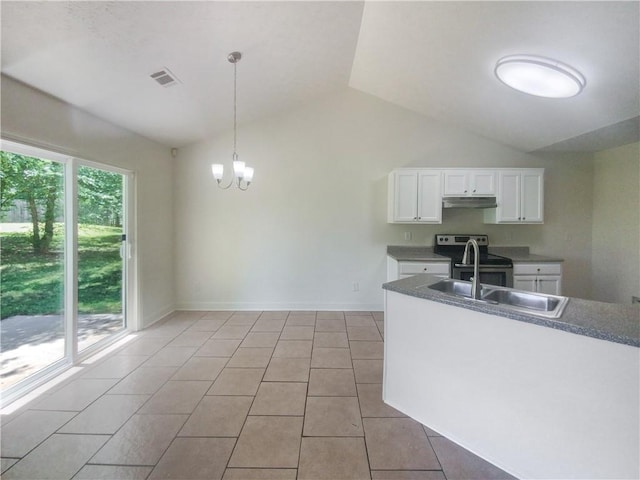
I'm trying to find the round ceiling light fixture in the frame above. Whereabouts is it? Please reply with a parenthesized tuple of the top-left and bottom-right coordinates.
(494, 54, 586, 98)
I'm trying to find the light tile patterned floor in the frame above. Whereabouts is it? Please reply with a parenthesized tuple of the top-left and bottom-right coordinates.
(0, 311, 516, 480)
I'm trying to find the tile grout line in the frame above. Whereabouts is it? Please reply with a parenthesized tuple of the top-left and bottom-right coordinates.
(222, 310, 282, 475)
(84, 313, 204, 474)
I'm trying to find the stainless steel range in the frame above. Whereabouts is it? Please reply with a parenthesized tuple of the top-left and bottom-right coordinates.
(434, 234, 513, 287)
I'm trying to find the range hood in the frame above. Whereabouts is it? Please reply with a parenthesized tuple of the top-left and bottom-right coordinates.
(442, 196, 497, 209)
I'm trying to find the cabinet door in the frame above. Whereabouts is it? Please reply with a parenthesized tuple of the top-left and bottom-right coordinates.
(497, 172, 521, 222)
(521, 171, 544, 223)
(442, 171, 468, 196)
(393, 171, 419, 222)
(417, 171, 442, 223)
(537, 276, 561, 295)
(470, 171, 496, 195)
(513, 275, 537, 292)
(399, 262, 450, 276)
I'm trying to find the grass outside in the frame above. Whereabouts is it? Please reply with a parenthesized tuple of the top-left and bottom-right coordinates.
(0, 223, 122, 319)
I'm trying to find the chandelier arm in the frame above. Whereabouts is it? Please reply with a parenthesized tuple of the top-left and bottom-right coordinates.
(216, 177, 234, 190)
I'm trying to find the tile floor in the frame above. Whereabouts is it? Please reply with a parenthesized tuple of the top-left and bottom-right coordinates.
(0, 311, 516, 480)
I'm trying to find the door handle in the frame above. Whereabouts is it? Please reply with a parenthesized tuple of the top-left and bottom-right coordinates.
(120, 242, 131, 260)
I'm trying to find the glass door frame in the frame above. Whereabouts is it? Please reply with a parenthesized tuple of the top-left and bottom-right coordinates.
(0, 138, 136, 406)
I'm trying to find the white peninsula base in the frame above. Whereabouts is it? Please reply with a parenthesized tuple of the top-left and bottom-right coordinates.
(383, 290, 639, 480)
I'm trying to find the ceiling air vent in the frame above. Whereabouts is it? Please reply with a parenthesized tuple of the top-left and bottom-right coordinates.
(150, 68, 180, 87)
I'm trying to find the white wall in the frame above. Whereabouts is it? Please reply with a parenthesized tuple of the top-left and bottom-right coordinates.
(592, 142, 640, 304)
(1, 75, 175, 328)
(174, 88, 595, 310)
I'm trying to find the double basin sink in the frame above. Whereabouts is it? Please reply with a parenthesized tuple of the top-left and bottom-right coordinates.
(427, 279, 569, 319)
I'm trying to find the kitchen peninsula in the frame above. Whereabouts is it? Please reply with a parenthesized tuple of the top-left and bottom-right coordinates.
(382, 274, 639, 480)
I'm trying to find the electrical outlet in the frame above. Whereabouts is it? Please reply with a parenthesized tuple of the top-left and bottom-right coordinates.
(353, 282, 359, 292)
(404, 232, 412, 241)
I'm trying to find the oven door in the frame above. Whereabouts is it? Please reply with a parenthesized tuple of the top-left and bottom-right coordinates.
(453, 266, 513, 288)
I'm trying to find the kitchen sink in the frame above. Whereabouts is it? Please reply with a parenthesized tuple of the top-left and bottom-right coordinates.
(482, 289, 562, 312)
(427, 279, 474, 297)
(427, 279, 569, 319)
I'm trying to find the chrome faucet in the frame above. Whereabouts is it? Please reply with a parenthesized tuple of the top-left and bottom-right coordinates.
(462, 239, 482, 300)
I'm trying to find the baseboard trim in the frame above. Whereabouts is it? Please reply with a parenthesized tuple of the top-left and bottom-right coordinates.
(142, 304, 175, 330)
(174, 301, 384, 312)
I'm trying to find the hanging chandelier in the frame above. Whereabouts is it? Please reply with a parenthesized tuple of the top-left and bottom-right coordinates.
(211, 51, 254, 190)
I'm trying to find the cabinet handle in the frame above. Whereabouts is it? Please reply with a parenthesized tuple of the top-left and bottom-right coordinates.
(523, 217, 526, 221)
(464, 190, 467, 193)
(473, 189, 476, 193)
(418, 217, 421, 220)
(414, 217, 417, 220)
(423, 268, 428, 271)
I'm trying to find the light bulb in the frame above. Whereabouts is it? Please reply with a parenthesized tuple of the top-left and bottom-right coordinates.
(211, 164, 224, 180)
(233, 160, 245, 178)
(244, 167, 254, 183)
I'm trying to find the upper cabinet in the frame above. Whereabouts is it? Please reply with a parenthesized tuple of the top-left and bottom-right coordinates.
(442, 170, 496, 197)
(388, 169, 442, 223)
(388, 167, 544, 225)
(485, 169, 544, 224)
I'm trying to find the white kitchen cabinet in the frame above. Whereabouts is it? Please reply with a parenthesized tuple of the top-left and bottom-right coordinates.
(387, 257, 450, 281)
(388, 169, 442, 223)
(442, 170, 496, 196)
(513, 262, 562, 295)
(397, 261, 450, 280)
(485, 169, 544, 223)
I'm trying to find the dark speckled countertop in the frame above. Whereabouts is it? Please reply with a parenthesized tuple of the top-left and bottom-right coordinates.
(387, 245, 563, 263)
(489, 247, 564, 263)
(386, 246, 449, 262)
(383, 274, 639, 348)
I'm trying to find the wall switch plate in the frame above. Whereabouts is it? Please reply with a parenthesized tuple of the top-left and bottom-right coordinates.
(353, 282, 359, 292)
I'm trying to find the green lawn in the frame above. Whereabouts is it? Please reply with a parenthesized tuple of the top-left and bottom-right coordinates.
(0, 223, 122, 319)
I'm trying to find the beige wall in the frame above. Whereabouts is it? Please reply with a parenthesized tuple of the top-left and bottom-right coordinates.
(1, 75, 175, 328)
(174, 88, 595, 310)
(592, 142, 640, 304)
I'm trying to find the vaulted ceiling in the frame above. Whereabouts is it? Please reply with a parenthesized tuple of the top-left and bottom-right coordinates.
(2, 1, 638, 153)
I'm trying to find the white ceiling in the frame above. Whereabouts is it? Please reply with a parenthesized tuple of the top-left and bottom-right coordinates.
(2, 1, 639, 153)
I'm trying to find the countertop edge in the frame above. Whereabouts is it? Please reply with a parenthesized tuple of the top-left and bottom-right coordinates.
(387, 245, 564, 263)
(383, 275, 640, 348)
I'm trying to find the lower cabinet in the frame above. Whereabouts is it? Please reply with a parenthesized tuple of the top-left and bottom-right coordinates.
(513, 262, 562, 295)
(398, 261, 450, 280)
(387, 257, 450, 282)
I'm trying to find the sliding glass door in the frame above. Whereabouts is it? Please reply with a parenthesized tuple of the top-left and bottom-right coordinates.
(77, 165, 127, 352)
(0, 141, 132, 400)
(0, 151, 66, 391)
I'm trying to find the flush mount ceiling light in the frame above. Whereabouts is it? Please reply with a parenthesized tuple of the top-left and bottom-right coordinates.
(494, 55, 586, 98)
(211, 51, 254, 190)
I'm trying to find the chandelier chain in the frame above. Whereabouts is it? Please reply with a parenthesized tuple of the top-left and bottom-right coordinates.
(233, 59, 237, 156)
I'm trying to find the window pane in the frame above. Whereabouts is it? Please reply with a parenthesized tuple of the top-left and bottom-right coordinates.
(77, 165, 125, 352)
(0, 151, 65, 390)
